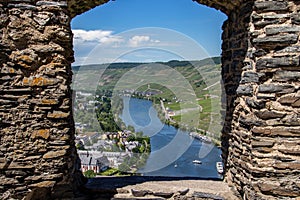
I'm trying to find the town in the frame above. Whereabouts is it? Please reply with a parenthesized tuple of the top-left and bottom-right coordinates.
(74, 91, 150, 176)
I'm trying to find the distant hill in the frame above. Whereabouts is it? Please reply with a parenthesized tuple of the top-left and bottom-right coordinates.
(72, 56, 221, 72)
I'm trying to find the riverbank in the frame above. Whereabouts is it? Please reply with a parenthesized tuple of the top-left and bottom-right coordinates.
(122, 94, 222, 147)
(120, 97, 222, 178)
(150, 98, 221, 147)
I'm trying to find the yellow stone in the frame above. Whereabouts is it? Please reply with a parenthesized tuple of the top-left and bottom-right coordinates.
(41, 99, 59, 105)
(32, 129, 50, 140)
(23, 77, 57, 87)
(47, 111, 70, 119)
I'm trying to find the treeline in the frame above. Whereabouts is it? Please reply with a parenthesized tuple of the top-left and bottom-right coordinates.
(95, 90, 124, 132)
(72, 57, 221, 72)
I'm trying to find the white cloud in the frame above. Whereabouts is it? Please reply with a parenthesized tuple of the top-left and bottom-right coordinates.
(72, 28, 206, 66)
(128, 35, 160, 47)
(72, 29, 123, 45)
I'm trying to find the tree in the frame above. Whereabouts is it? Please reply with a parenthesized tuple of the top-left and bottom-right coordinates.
(118, 163, 130, 173)
(76, 141, 85, 150)
(84, 170, 96, 178)
(136, 131, 143, 138)
(127, 125, 135, 132)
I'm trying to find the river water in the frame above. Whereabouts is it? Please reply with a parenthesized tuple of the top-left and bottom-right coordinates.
(120, 97, 222, 179)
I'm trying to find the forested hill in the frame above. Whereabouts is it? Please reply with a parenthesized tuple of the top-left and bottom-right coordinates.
(72, 56, 221, 72)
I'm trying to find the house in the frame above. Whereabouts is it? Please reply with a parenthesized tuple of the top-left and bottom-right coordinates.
(106, 132, 119, 140)
(124, 141, 139, 152)
(96, 156, 110, 172)
(78, 151, 109, 173)
(78, 150, 130, 170)
(75, 132, 100, 146)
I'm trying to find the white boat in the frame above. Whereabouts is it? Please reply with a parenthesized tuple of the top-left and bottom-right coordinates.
(192, 160, 202, 164)
(216, 162, 224, 174)
(174, 164, 178, 168)
(189, 132, 212, 143)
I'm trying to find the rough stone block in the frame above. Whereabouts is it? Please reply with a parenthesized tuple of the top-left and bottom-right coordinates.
(193, 192, 225, 200)
(252, 140, 275, 148)
(254, 1, 289, 12)
(277, 45, 300, 53)
(266, 25, 300, 35)
(253, 18, 281, 28)
(255, 109, 286, 120)
(0, 177, 19, 185)
(278, 94, 299, 105)
(257, 93, 276, 100)
(246, 98, 266, 109)
(258, 84, 295, 94)
(131, 189, 152, 197)
(41, 99, 59, 105)
(258, 181, 280, 193)
(31, 99, 59, 105)
(25, 173, 63, 182)
(259, 180, 300, 197)
(281, 113, 300, 126)
(153, 191, 174, 198)
(274, 71, 300, 82)
(31, 129, 50, 140)
(277, 144, 300, 155)
(36, 1, 67, 7)
(239, 115, 265, 129)
(23, 77, 58, 87)
(292, 99, 300, 108)
(47, 111, 70, 119)
(43, 150, 66, 159)
(236, 85, 253, 96)
(10, 49, 38, 70)
(253, 34, 299, 48)
(252, 147, 273, 153)
(240, 72, 260, 83)
(33, 12, 53, 26)
(7, 3, 37, 10)
(256, 56, 300, 70)
(291, 13, 300, 25)
(0, 161, 35, 170)
(273, 162, 300, 170)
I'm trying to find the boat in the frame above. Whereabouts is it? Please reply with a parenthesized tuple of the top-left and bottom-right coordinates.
(192, 160, 202, 164)
(189, 132, 212, 143)
(216, 162, 224, 174)
(174, 164, 178, 168)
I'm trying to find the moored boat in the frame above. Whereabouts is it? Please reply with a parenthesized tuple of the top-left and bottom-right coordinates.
(216, 162, 224, 174)
(192, 160, 202, 164)
(189, 132, 212, 143)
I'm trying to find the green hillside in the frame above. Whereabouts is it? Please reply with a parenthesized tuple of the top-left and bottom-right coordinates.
(72, 57, 223, 144)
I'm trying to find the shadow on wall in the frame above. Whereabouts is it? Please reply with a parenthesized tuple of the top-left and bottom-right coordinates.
(79, 176, 223, 199)
(220, 0, 254, 181)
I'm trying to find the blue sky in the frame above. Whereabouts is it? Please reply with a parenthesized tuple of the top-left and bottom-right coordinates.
(71, 0, 227, 65)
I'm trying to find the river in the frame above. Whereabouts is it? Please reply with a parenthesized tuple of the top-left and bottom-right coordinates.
(120, 97, 222, 179)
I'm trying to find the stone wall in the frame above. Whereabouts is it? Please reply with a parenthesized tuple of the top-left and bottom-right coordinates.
(222, 0, 300, 199)
(0, 1, 84, 199)
(0, 0, 299, 199)
(220, 1, 253, 198)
